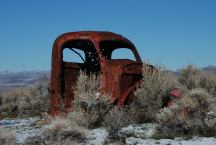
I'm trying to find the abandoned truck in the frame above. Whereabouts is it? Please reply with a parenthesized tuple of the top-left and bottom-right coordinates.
(50, 31, 147, 115)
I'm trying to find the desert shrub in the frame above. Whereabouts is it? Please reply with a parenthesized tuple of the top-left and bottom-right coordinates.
(178, 65, 201, 90)
(156, 88, 216, 137)
(1, 91, 18, 116)
(134, 64, 180, 122)
(44, 71, 113, 144)
(178, 65, 216, 97)
(44, 116, 86, 145)
(199, 71, 216, 97)
(1, 84, 50, 117)
(60, 70, 137, 142)
(72, 71, 113, 128)
(0, 91, 2, 116)
(0, 91, 2, 106)
(103, 106, 135, 139)
(74, 71, 99, 99)
(0, 126, 16, 145)
(69, 67, 181, 138)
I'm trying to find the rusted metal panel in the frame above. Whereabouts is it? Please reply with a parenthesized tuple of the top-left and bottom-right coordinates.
(50, 31, 143, 115)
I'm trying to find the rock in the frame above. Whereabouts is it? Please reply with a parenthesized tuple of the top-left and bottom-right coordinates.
(118, 123, 157, 139)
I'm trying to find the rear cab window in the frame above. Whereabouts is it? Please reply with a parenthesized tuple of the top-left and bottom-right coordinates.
(99, 40, 137, 62)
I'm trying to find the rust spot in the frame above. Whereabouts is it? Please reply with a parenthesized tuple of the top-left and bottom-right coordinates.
(50, 31, 143, 115)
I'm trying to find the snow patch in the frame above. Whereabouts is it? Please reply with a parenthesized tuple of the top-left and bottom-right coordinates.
(85, 128, 108, 145)
(126, 137, 216, 145)
(1, 117, 216, 145)
(0, 116, 44, 144)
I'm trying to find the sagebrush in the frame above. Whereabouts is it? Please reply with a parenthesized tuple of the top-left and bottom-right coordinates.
(178, 65, 216, 96)
(103, 106, 135, 139)
(134, 64, 180, 122)
(0, 126, 16, 145)
(156, 88, 216, 137)
(72, 71, 113, 128)
(0, 84, 50, 117)
(44, 116, 86, 145)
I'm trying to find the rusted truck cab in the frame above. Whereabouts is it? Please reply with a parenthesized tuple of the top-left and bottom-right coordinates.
(50, 31, 143, 115)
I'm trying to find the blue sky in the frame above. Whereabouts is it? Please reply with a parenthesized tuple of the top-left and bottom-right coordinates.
(0, 0, 215, 71)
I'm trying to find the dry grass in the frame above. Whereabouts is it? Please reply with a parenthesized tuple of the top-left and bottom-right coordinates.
(178, 65, 201, 90)
(0, 91, 2, 105)
(44, 116, 86, 145)
(74, 71, 99, 100)
(134, 64, 180, 122)
(0, 91, 2, 117)
(1, 63, 212, 144)
(72, 71, 113, 128)
(199, 71, 216, 97)
(156, 88, 216, 137)
(43, 71, 112, 144)
(0, 126, 16, 145)
(70, 67, 182, 138)
(1, 84, 50, 117)
(61, 71, 136, 139)
(103, 106, 135, 139)
(43, 71, 115, 144)
(178, 65, 216, 97)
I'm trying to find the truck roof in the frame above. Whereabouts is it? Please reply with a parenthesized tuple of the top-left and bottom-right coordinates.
(54, 31, 133, 44)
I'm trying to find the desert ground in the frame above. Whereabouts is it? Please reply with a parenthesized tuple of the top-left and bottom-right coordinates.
(0, 65, 216, 145)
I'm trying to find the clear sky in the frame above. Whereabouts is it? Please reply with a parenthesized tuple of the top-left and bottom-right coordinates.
(0, 0, 216, 71)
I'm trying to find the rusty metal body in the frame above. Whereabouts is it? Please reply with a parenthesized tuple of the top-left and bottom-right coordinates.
(50, 31, 143, 115)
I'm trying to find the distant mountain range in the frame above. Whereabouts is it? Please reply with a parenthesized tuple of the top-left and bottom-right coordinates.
(0, 71, 50, 93)
(202, 65, 216, 73)
(0, 65, 215, 93)
(175, 65, 216, 76)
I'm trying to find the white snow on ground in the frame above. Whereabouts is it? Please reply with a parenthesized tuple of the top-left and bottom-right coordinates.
(0, 117, 39, 127)
(126, 137, 216, 145)
(85, 128, 109, 145)
(0, 116, 43, 144)
(0, 117, 216, 145)
(79, 124, 216, 145)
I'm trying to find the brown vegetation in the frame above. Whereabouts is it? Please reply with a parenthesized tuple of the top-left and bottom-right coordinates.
(156, 65, 216, 138)
(156, 88, 216, 137)
(0, 84, 50, 117)
(1, 64, 215, 144)
(72, 71, 113, 128)
(45, 64, 216, 141)
(178, 65, 216, 96)
(0, 126, 16, 145)
(103, 106, 135, 139)
(44, 117, 86, 145)
(134, 64, 180, 122)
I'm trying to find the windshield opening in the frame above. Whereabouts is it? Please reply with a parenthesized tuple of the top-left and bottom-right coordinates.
(62, 39, 100, 74)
